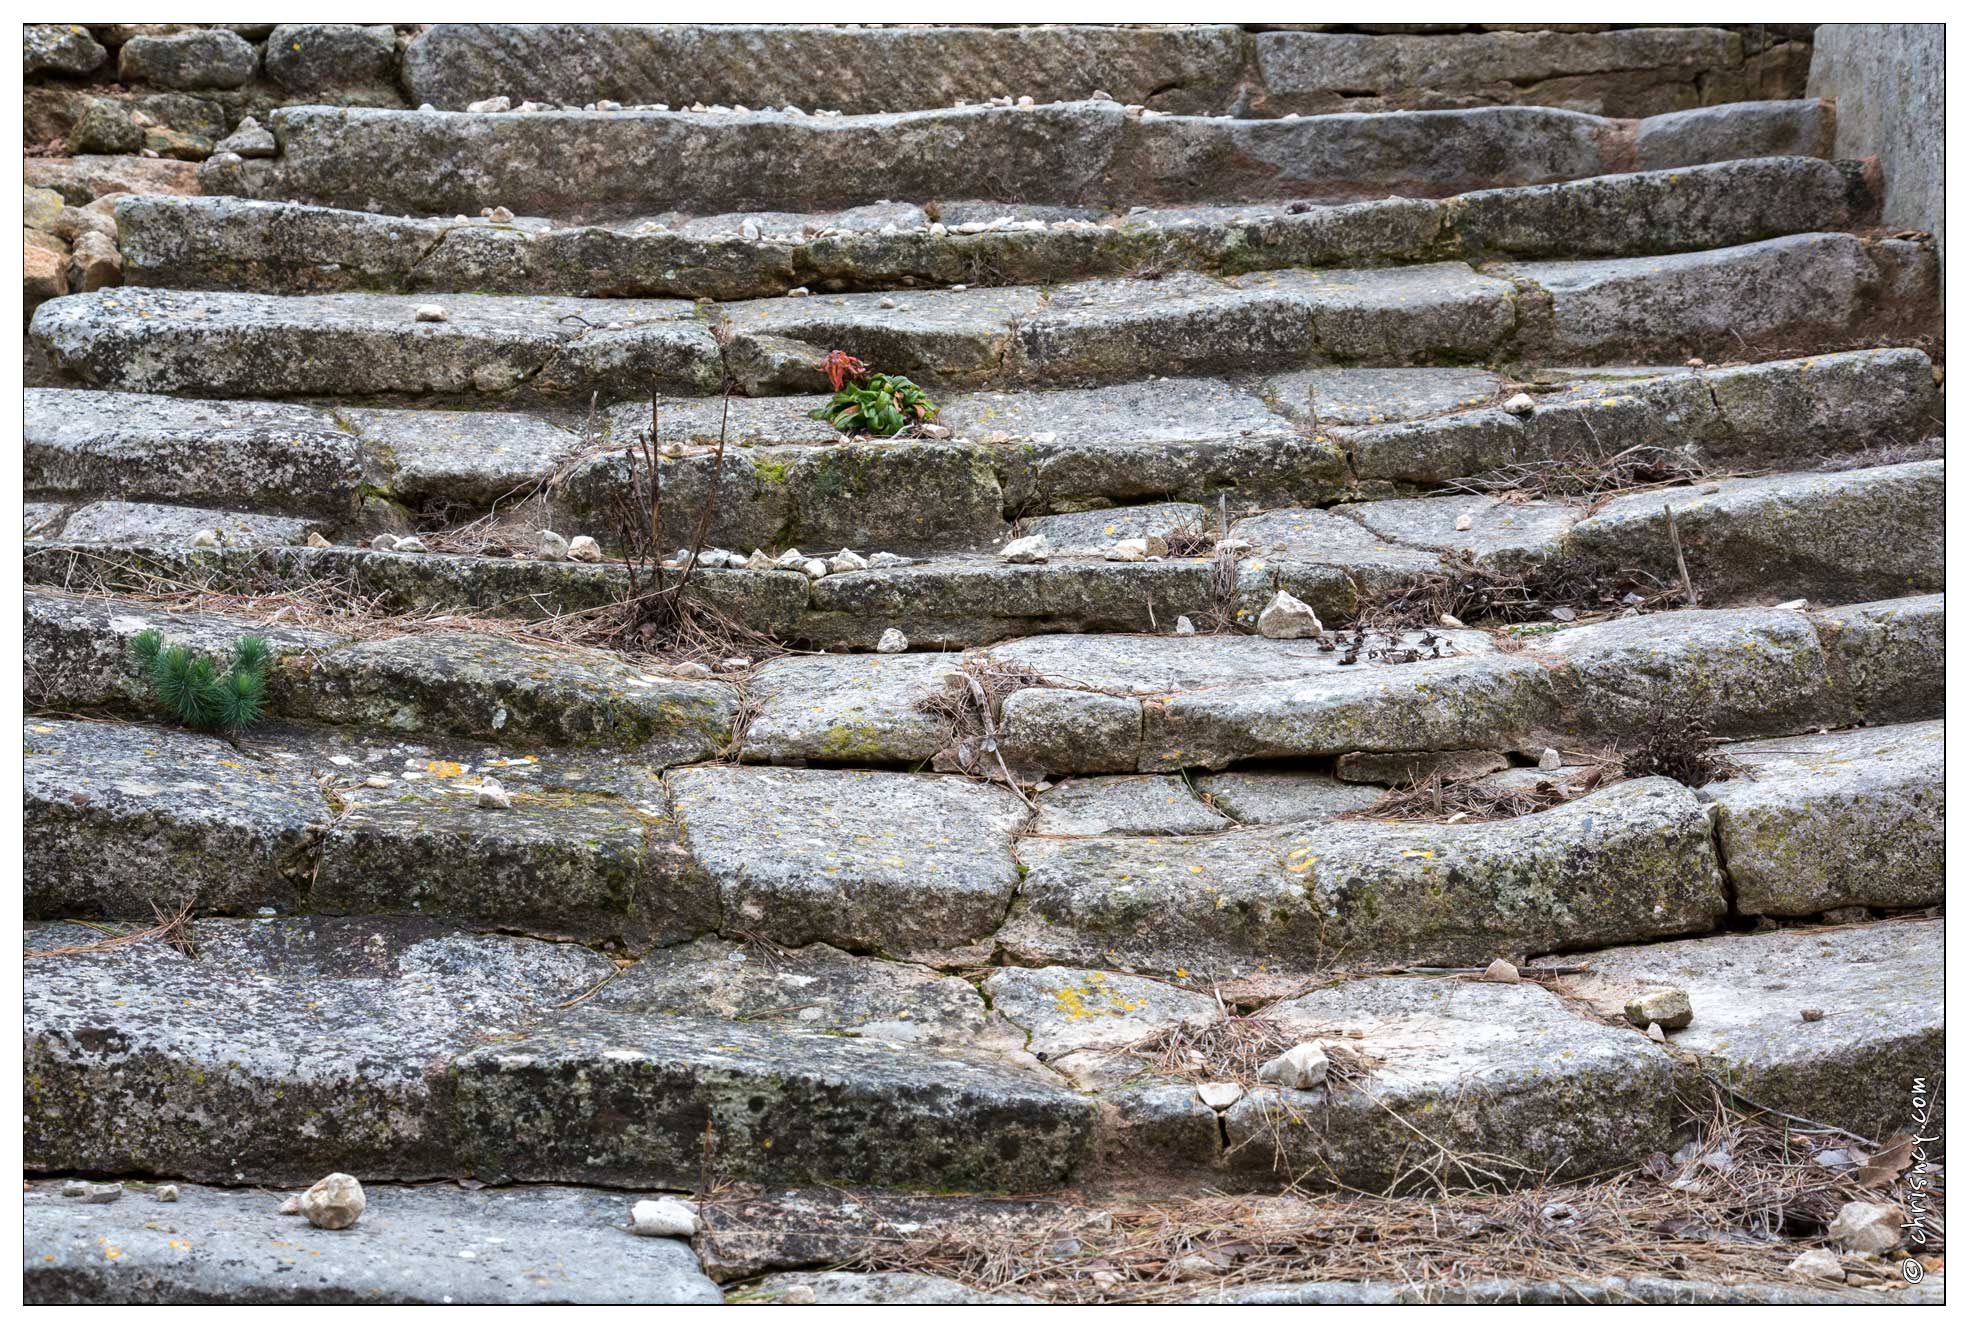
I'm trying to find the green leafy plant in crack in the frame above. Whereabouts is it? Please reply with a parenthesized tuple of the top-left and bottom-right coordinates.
(128, 629, 272, 735)
(810, 350, 938, 437)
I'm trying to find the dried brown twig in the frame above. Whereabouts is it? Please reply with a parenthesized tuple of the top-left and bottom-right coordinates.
(1342, 767, 1617, 824)
(26, 898, 198, 961)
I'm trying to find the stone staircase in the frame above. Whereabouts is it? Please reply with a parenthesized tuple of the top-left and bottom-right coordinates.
(22, 22, 1944, 1306)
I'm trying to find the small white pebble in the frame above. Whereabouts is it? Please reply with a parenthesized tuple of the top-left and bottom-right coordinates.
(414, 303, 448, 323)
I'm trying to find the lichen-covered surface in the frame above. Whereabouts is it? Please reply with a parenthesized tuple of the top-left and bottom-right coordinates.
(1003, 777, 1724, 976)
(1551, 920, 1943, 1144)
(16, 21, 1947, 1304)
(1706, 721, 1943, 915)
(23, 917, 614, 1183)
(1223, 977, 1679, 1187)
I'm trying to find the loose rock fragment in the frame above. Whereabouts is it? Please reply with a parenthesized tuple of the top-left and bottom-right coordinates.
(1538, 747, 1563, 771)
(413, 304, 448, 323)
(1481, 958, 1521, 984)
(476, 779, 512, 810)
(78, 1183, 122, 1205)
(1258, 1041, 1330, 1090)
(188, 528, 220, 549)
(628, 1197, 699, 1238)
(1174, 616, 1196, 636)
(1197, 1082, 1244, 1109)
(279, 1194, 303, 1215)
(537, 530, 569, 560)
(1502, 392, 1536, 415)
(1001, 534, 1051, 564)
(877, 628, 909, 654)
(1787, 1248, 1846, 1282)
(567, 535, 603, 563)
(1624, 987, 1693, 1031)
(299, 1173, 366, 1230)
(1827, 1201, 1905, 1255)
(1257, 590, 1322, 639)
(155, 1185, 179, 1203)
(369, 533, 400, 551)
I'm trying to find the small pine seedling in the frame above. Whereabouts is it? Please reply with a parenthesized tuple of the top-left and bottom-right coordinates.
(128, 629, 272, 735)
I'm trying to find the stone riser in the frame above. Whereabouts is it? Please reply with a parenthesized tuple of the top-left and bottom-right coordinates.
(119, 157, 1872, 300)
(27, 235, 1941, 404)
(202, 99, 1833, 222)
(395, 24, 1812, 121)
(21, 914, 1940, 1198)
(23, 349, 1941, 554)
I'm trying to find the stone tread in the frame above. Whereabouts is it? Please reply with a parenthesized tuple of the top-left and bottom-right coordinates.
(23, 349, 1939, 563)
(32, 236, 1933, 400)
(29, 909, 1928, 1195)
(200, 99, 1834, 222)
(119, 156, 1868, 299)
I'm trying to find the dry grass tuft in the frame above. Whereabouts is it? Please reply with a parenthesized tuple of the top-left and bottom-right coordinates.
(1126, 1014, 1381, 1090)
(1341, 767, 1617, 824)
(1356, 553, 1677, 633)
(1163, 520, 1219, 559)
(806, 1092, 1936, 1304)
(26, 899, 198, 961)
(1616, 698, 1746, 787)
(1440, 442, 1722, 508)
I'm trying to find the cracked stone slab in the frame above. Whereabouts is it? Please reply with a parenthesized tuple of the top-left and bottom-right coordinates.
(1236, 264, 1517, 363)
(1192, 771, 1386, 825)
(454, 1008, 1094, 1191)
(1495, 233, 1883, 362)
(1633, 99, 1834, 171)
(30, 288, 724, 401)
(1341, 373, 1717, 486)
(292, 631, 739, 764)
(666, 765, 1027, 956)
(1448, 156, 1861, 261)
(739, 651, 956, 765)
(316, 758, 711, 946)
(1222, 976, 1679, 1188)
(1526, 606, 1840, 746)
(1001, 776, 1725, 977)
(1334, 494, 1580, 571)
(988, 631, 1549, 772)
(1549, 919, 1942, 1143)
(23, 1179, 721, 1305)
(342, 407, 582, 508)
(1030, 775, 1230, 837)
(25, 389, 365, 519)
(721, 283, 1040, 388)
(1265, 367, 1500, 426)
(1230, 504, 1445, 596)
(1810, 595, 1944, 727)
(214, 102, 1645, 222)
(1700, 348, 1940, 464)
(1025, 503, 1209, 550)
(24, 718, 329, 920)
(984, 966, 1220, 1091)
(598, 936, 986, 1044)
(1705, 720, 1942, 917)
(53, 500, 319, 548)
(1563, 462, 1944, 607)
(24, 917, 613, 1183)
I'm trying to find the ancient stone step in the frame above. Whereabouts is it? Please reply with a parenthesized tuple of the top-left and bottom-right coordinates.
(22, 716, 714, 943)
(396, 23, 1806, 121)
(23, 1179, 722, 1305)
(25, 917, 1799, 1199)
(23, 916, 615, 1184)
(121, 157, 1867, 299)
(27, 350, 1935, 551)
(29, 289, 724, 402)
(1001, 776, 1725, 976)
(1706, 721, 1943, 918)
(741, 599, 1942, 775)
(24, 591, 738, 764)
(201, 100, 1831, 223)
(1491, 232, 1939, 361)
(1342, 460, 1944, 607)
(34, 240, 1927, 405)
(1550, 918, 1941, 1144)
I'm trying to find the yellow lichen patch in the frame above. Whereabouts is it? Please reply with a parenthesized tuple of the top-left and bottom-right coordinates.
(1049, 972, 1146, 1021)
(426, 760, 464, 778)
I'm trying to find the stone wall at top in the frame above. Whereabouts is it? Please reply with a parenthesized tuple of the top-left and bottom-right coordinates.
(1807, 24, 1944, 256)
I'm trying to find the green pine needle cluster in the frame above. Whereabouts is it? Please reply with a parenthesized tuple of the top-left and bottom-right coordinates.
(128, 629, 272, 735)
(811, 371, 938, 437)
